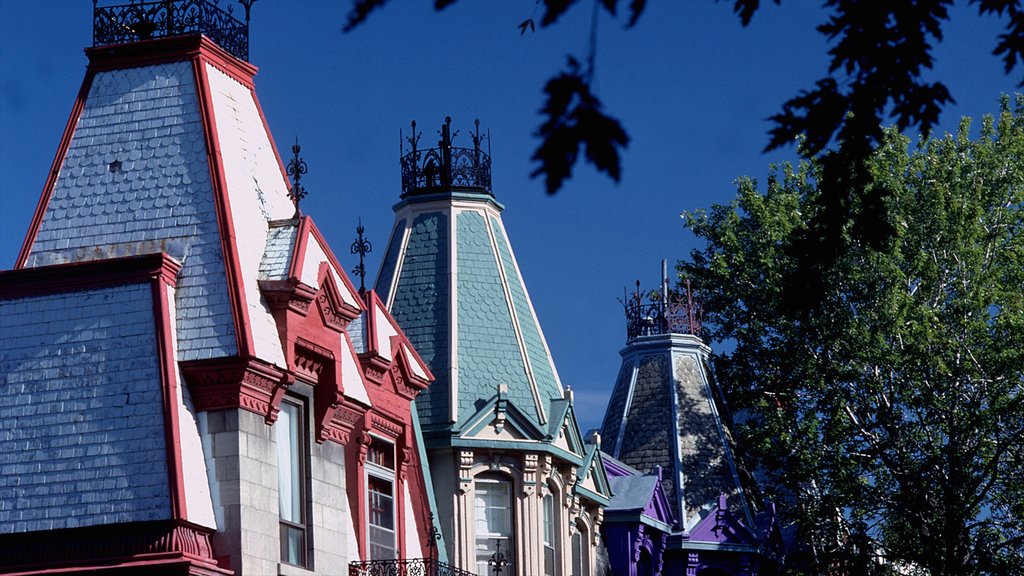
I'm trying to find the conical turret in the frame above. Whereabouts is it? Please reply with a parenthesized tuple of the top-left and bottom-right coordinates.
(375, 118, 610, 575)
(376, 117, 563, 437)
(599, 262, 752, 531)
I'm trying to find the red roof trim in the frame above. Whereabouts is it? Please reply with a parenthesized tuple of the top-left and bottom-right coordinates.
(14, 70, 95, 269)
(288, 216, 312, 281)
(84, 34, 257, 84)
(307, 218, 365, 310)
(193, 56, 254, 358)
(0, 253, 181, 299)
(151, 276, 187, 521)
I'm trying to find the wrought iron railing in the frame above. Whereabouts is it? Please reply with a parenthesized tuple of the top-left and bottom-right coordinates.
(401, 117, 491, 197)
(93, 0, 254, 61)
(349, 558, 478, 576)
(624, 279, 702, 341)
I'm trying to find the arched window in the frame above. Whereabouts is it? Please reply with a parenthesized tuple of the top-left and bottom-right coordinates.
(543, 491, 557, 575)
(638, 549, 653, 576)
(571, 520, 589, 576)
(475, 475, 513, 575)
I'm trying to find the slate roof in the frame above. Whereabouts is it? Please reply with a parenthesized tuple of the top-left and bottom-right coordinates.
(386, 212, 450, 427)
(258, 221, 297, 280)
(380, 198, 566, 435)
(0, 280, 171, 531)
(607, 475, 660, 513)
(600, 334, 752, 531)
(25, 62, 235, 361)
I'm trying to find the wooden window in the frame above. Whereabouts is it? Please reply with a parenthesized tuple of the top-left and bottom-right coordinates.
(277, 399, 308, 567)
(475, 476, 513, 575)
(366, 437, 396, 560)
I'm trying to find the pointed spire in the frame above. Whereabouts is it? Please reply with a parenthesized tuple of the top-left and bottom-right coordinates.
(287, 137, 308, 217)
(350, 218, 372, 295)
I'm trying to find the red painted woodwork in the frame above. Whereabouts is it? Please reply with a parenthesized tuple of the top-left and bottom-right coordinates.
(345, 290, 436, 560)
(180, 355, 289, 422)
(0, 519, 231, 575)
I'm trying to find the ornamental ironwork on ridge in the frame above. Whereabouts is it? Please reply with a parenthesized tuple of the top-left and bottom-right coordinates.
(93, 0, 256, 61)
(400, 117, 492, 198)
(623, 277, 703, 341)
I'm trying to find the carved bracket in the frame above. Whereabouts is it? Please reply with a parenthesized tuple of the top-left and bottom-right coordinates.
(181, 356, 288, 423)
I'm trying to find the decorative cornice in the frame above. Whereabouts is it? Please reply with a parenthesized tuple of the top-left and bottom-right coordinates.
(259, 278, 317, 316)
(180, 356, 288, 423)
(0, 519, 229, 574)
(316, 392, 368, 445)
(1, 253, 181, 299)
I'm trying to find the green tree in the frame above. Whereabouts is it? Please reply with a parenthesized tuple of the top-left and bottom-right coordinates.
(681, 96, 1024, 575)
(345, 0, 1024, 297)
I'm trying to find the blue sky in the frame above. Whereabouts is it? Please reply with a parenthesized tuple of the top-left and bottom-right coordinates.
(0, 0, 1012, 433)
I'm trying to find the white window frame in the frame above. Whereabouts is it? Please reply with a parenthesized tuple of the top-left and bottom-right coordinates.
(365, 436, 397, 560)
(543, 491, 557, 576)
(474, 475, 514, 576)
(277, 398, 309, 568)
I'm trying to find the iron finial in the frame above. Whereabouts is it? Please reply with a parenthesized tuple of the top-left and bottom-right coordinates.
(350, 218, 372, 295)
(488, 540, 510, 576)
(287, 136, 308, 217)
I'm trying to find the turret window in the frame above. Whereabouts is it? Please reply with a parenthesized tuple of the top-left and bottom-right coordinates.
(543, 492, 557, 575)
(475, 476, 513, 575)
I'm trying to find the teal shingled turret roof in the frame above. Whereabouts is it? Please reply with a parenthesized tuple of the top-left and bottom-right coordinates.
(375, 120, 564, 438)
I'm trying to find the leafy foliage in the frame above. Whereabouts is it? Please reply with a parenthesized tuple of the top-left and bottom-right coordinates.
(531, 58, 629, 193)
(681, 96, 1024, 575)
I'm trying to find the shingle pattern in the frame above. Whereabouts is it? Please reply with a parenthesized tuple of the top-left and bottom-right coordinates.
(455, 211, 534, 425)
(258, 223, 297, 280)
(390, 213, 449, 426)
(617, 355, 677, 518)
(599, 360, 636, 455)
(673, 353, 730, 520)
(489, 217, 561, 405)
(26, 63, 235, 360)
(347, 313, 366, 354)
(374, 218, 405, 304)
(0, 284, 172, 533)
(606, 475, 658, 513)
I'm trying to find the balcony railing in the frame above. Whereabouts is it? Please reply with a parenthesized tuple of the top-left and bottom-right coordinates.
(624, 279, 702, 341)
(93, 0, 254, 61)
(349, 558, 478, 576)
(400, 117, 491, 198)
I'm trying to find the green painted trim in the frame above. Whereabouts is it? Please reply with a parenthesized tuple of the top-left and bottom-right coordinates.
(423, 436, 586, 467)
(392, 191, 505, 213)
(410, 402, 448, 563)
(457, 394, 547, 441)
(603, 511, 674, 533)
(574, 485, 612, 508)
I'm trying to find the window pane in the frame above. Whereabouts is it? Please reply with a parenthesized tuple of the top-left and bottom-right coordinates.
(368, 438, 395, 470)
(572, 531, 582, 576)
(281, 524, 305, 566)
(475, 478, 513, 575)
(277, 401, 306, 567)
(368, 474, 395, 559)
